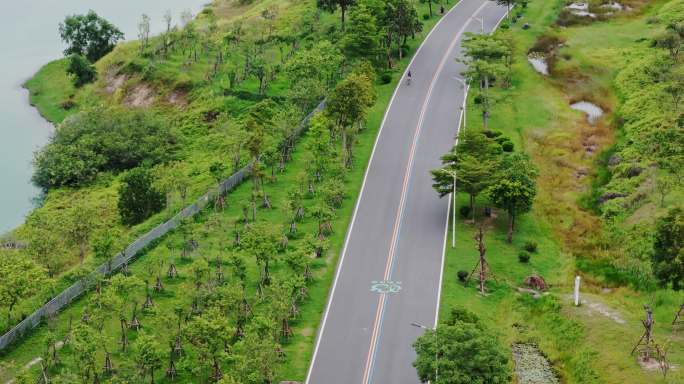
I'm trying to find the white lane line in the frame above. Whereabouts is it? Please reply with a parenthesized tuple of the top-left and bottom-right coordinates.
(304, 1, 484, 382)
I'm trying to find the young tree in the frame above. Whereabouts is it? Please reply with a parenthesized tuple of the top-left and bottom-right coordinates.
(71, 323, 101, 383)
(653, 207, 684, 290)
(413, 309, 510, 384)
(59, 11, 124, 62)
(326, 73, 376, 167)
(0, 253, 47, 324)
(134, 333, 164, 383)
(233, 331, 281, 384)
(184, 307, 233, 381)
(487, 153, 538, 243)
(66, 54, 96, 87)
(241, 222, 281, 285)
(138, 14, 151, 55)
(63, 204, 96, 264)
(461, 34, 511, 130)
(118, 167, 166, 225)
(25, 213, 67, 277)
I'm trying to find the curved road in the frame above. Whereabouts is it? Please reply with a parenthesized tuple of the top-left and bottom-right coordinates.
(306, 1, 508, 383)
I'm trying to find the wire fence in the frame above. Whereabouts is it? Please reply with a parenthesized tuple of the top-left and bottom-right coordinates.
(0, 101, 325, 351)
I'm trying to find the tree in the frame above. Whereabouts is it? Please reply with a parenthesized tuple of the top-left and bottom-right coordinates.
(184, 307, 233, 381)
(432, 130, 502, 220)
(0, 253, 47, 324)
(63, 205, 97, 264)
(66, 54, 96, 87)
(59, 10, 124, 62)
(71, 323, 101, 383)
(326, 72, 376, 167)
(461, 34, 511, 130)
(317, 0, 356, 30)
(413, 322, 509, 384)
(233, 331, 280, 384)
(653, 207, 684, 290)
(343, 4, 380, 60)
(487, 153, 538, 243)
(134, 333, 164, 383)
(25, 213, 68, 277)
(378, 0, 422, 66)
(652, 22, 684, 62)
(118, 167, 166, 225)
(138, 14, 151, 55)
(241, 222, 281, 285)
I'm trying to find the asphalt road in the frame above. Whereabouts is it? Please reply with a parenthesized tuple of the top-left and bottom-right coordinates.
(306, 2, 509, 383)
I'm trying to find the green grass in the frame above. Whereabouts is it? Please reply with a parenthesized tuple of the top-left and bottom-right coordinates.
(24, 59, 77, 124)
(439, 0, 684, 383)
(0, 2, 459, 382)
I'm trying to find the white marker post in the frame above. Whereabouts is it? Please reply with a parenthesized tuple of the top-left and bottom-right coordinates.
(574, 275, 581, 306)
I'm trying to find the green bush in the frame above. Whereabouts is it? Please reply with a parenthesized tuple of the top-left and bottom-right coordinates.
(524, 241, 538, 253)
(66, 54, 96, 87)
(518, 251, 531, 263)
(380, 72, 392, 84)
(459, 205, 471, 219)
(422, 13, 430, 20)
(501, 140, 514, 152)
(457, 270, 468, 282)
(118, 167, 165, 226)
(33, 108, 176, 189)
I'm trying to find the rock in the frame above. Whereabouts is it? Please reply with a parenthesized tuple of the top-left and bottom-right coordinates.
(598, 192, 627, 204)
(626, 166, 643, 178)
(523, 275, 548, 291)
(522, 23, 531, 30)
(607, 154, 622, 166)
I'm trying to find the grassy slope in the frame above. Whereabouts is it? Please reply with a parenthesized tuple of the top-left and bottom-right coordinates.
(0, 2, 455, 382)
(439, 1, 683, 383)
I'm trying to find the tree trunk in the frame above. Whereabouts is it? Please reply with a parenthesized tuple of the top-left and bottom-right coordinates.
(470, 194, 475, 221)
(507, 212, 514, 243)
(429, 0, 433, 17)
(483, 75, 490, 131)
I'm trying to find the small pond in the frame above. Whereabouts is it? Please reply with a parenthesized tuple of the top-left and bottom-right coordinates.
(528, 53, 549, 76)
(571, 101, 604, 124)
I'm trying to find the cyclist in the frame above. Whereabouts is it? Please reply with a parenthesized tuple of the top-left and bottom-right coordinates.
(406, 70, 412, 86)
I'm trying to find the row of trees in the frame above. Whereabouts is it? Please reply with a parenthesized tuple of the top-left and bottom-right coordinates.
(432, 126, 537, 243)
(330, 0, 423, 68)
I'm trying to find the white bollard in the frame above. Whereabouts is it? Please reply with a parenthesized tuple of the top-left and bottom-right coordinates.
(574, 275, 581, 306)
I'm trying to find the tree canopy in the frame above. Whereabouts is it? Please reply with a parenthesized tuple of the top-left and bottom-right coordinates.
(59, 10, 124, 62)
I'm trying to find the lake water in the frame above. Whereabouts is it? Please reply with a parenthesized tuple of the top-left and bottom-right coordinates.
(0, 0, 208, 234)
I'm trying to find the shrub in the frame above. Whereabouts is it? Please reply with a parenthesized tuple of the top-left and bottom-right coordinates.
(66, 54, 96, 87)
(380, 72, 392, 84)
(118, 167, 165, 225)
(447, 306, 480, 326)
(422, 13, 430, 20)
(483, 130, 503, 138)
(457, 270, 468, 282)
(518, 251, 531, 263)
(524, 241, 538, 253)
(501, 140, 514, 152)
(33, 108, 176, 189)
(459, 205, 471, 219)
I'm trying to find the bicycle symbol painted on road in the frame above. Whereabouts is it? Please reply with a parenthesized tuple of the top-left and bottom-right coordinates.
(370, 280, 402, 294)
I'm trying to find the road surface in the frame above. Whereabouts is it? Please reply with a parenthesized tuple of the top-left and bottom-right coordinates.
(306, 1, 509, 383)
